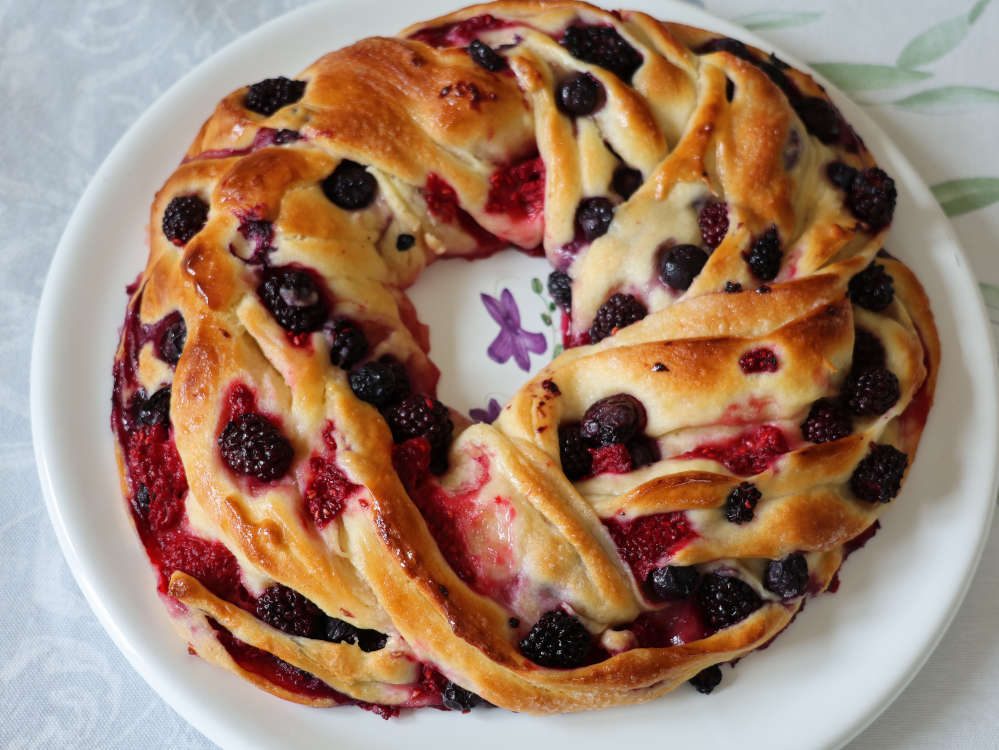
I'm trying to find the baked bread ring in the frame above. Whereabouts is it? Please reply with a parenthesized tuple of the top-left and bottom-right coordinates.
(111, 0, 939, 715)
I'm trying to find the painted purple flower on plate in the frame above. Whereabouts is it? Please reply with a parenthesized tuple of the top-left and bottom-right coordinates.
(470, 398, 502, 424)
(482, 289, 547, 371)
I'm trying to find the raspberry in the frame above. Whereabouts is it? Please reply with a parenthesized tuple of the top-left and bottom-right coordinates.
(697, 573, 763, 630)
(385, 395, 454, 473)
(575, 197, 615, 241)
(647, 565, 699, 601)
(738, 347, 779, 374)
(763, 553, 809, 599)
(519, 609, 593, 668)
(685, 425, 788, 476)
(697, 200, 729, 249)
(395, 233, 416, 251)
(256, 584, 324, 637)
(348, 357, 410, 407)
(547, 270, 572, 310)
(162, 195, 208, 246)
(556, 73, 605, 117)
(724, 481, 761, 524)
(157, 532, 242, 602)
(218, 413, 294, 482)
(559, 424, 593, 480)
(442, 682, 484, 711)
(744, 226, 782, 281)
(135, 387, 171, 427)
(849, 262, 895, 311)
(321, 160, 378, 210)
(323, 618, 388, 652)
(560, 25, 643, 83)
(612, 165, 643, 200)
(847, 168, 896, 230)
(484, 155, 545, 221)
(800, 398, 852, 443)
(590, 443, 633, 474)
(243, 77, 306, 116)
(467, 39, 506, 72)
(605, 512, 696, 582)
(327, 319, 368, 369)
(258, 267, 328, 333)
(158, 316, 187, 365)
(852, 328, 886, 374)
(850, 443, 908, 503)
(589, 293, 647, 343)
(659, 244, 708, 291)
(580, 393, 647, 446)
(689, 665, 723, 694)
(847, 367, 900, 416)
(827, 161, 859, 191)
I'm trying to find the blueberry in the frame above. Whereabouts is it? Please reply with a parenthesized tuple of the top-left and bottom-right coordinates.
(580, 393, 647, 446)
(659, 244, 709, 291)
(468, 39, 506, 72)
(321, 160, 378, 210)
(575, 197, 615, 241)
(556, 73, 605, 117)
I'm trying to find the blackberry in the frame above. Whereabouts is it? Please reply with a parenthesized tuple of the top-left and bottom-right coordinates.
(724, 482, 761, 524)
(135, 387, 171, 427)
(611, 165, 643, 200)
(159, 317, 187, 365)
(468, 39, 506, 72)
(442, 682, 484, 711)
(659, 244, 708, 291)
(744, 226, 782, 281)
(323, 618, 388, 652)
(244, 76, 306, 116)
(218, 413, 294, 481)
(556, 73, 605, 117)
(272, 128, 300, 145)
(162, 195, 209, 246)
(738, 347, 779, 374)
(559, 424, 593, 481)
(724, 281, 742, 293)
(328, 319, 368, 370)
(575, 197, 615, 241)
(689, 665, 723, 694)
(848, 263, 895, 312)
(258, 267, 328, 333)
(589, 293, 647, 343)
(647, 565, 699, 601)
(580, 393, 647, 446)
(519, 609, 593, 668)
(132, 484, 151, 518)
(256, 584, 323, 637)
(725, 77, 736, 102)
(385, 395, 454, 473)
(800, 398, 852, 444)
(627, 436, 660, 469)
(547, 270, 572, 311)
(850, 443, 908, 503)
(795, 96, 844, 145)
(560, 25, 643, 83)
(697, 200, 729, 249)
(827, 161, 859, 191)
(847, 168, 896, 230)
(697, 573, 763, 630)
(764, 553, 809, 599)
(852, 328, 886, 374)
(348, 357, 410, 407)
(395, 233, 416, 251)
(847, 366, 901, 417)
(321, 160, 378, 210)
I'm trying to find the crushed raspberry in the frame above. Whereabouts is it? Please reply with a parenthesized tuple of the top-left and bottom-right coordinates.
(126, 424, 187, 532)
(589, 443, 633, 475)
(392, 437, 433, 492)
(303, 424, 359, 528)
(738, 347, 779, 374)
(409, 14, 514, 48)
(604, 512, 697, 582)
(156, 531, 245, 603)
(484, 155, 545, 221)
(629, 599, 708, 647)
(223, 382, 258, 423)
(424, 173, 460, 223)
(682, 425, 789, 476)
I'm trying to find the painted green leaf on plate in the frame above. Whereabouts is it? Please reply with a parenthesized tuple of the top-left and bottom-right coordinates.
(809, 63, 930, 91)
(734, 11, 821, 30)
(931, 178, 999, 216)
(890, 86, 999, 114)
(897, 15, 970, 68)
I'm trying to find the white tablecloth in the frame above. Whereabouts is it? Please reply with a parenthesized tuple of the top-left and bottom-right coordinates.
(2, 1, 997, 747)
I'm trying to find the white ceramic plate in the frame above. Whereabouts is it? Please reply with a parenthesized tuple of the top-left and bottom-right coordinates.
(31, 1, 999, 748)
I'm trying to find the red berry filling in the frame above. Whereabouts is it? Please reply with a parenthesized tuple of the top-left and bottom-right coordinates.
(423, 173, 505, 253)
(484, 155, 545, 221)
(738, 347, 779, 374)
(629, 598, 708, 647)
(603, 512, 697, 583)
(126, 424, 188, 531)
(409, 14, 515, 48)
(303, 423, 359, 528)
(681, 425, 789, 476)
(590, 443, 633, 475)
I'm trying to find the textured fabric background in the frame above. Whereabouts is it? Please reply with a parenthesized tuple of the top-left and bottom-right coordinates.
(3, 1, 997, 747)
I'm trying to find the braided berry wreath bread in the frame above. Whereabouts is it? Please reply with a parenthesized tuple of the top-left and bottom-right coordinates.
(111, 0, 939, 715)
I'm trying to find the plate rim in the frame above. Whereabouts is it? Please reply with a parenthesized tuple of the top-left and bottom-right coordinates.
(29, 1, 999, 748)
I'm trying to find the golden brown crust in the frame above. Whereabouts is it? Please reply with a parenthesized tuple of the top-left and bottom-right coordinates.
(112, 0, 938, 714)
